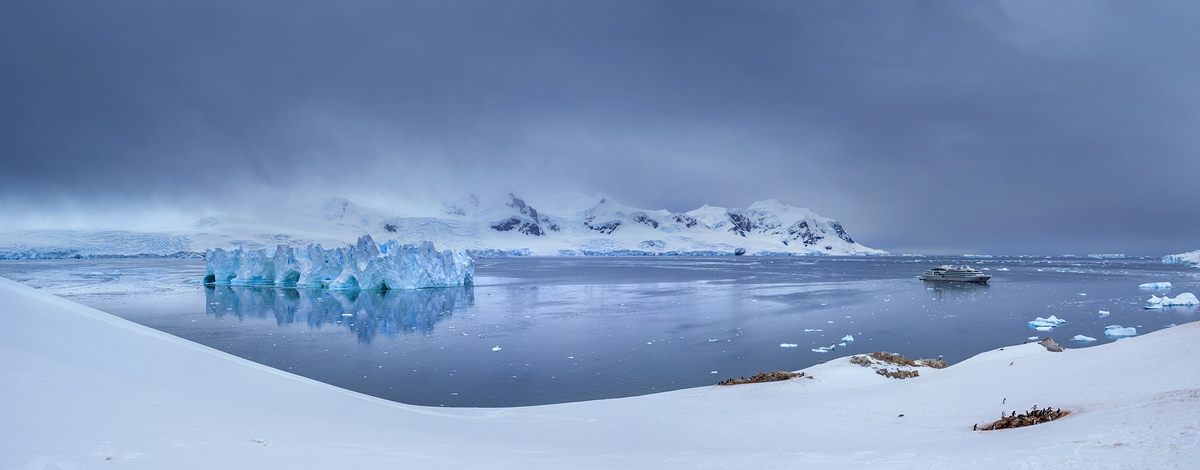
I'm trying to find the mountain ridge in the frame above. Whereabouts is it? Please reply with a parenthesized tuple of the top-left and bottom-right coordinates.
(0, 191, 885, 258)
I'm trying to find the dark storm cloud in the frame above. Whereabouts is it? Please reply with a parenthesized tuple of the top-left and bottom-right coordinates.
(1, 1, 1197, 254)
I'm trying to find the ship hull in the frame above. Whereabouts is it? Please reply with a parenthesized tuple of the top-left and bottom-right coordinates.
(920, 266, 991, 283)
(920, 277, 991, 283)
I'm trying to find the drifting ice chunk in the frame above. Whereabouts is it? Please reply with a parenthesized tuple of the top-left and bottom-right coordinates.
(1165, 324, 1177, 328)
(841, 335, 854, 342)
(1028, 315, 1066, 330)
(1027, 336, 1039, 341)
(804, 329, 823, 332)
(85, 270, 121, 276)
(491, 346, 502, 351)
(780, 343, 798, 348)
(811, 345, 835, 353)
(1104, 325, 1137, 337)
(204, 236, 473, 291)
(1098, 310, 1110, 316)
(1072, 335, 1097, 342)
(1145, 293, 1199, 309)
(1139, 282, 1172, 289)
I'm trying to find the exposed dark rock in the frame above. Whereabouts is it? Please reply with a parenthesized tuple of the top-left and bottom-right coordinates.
(831, 222, 854, 244)
(443, 204, 466, 216)
(538, 216, 560, 232)
(639, 240, 666, 250)
(670, 213, 700, 228)
(632, 213, 659, 229)
(490, 217, 543, 236)
(849, 351, 947, 380)
(503, 193, 544, 234)
(787, 220, 824, 246)
(586, 220, 621, 234)
(1038, 337, 1065, 352)
(727, 210, 754, 237)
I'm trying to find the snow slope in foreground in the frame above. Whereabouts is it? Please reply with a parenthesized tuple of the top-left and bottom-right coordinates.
(2, 277, 1198, 469)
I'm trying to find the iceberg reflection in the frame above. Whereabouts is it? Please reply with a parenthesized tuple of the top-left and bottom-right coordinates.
(204, 285, 474, 342)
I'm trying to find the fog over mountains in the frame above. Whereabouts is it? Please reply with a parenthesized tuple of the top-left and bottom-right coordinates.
(0, 191, 882, 258)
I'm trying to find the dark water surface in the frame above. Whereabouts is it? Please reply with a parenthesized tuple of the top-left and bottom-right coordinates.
(2, 256, 1197, 407)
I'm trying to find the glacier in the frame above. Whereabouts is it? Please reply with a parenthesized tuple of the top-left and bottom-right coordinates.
(204, 235, 473, 291)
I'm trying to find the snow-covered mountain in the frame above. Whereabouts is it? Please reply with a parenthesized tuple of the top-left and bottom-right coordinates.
(0, 192, 885, 258)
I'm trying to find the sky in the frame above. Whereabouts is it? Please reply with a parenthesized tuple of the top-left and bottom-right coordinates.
(1, 0, 1198, 255)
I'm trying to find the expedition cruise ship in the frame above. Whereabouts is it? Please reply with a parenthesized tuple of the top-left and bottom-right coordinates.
(920, 265, 991, 283)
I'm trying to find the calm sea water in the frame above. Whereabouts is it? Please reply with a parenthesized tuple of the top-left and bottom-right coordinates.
(2, 256, 1196, 407)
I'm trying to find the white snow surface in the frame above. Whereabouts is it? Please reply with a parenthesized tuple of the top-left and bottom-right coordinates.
(1163, 249, 1200, 267)
(204, 235, 473, 290)
(0, 192, 885, 258)
(3, 277, 1199, 468)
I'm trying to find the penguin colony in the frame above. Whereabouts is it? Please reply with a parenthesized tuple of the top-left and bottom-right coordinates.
(717, 371, 808, 386)
(976, 405, 1068, 431)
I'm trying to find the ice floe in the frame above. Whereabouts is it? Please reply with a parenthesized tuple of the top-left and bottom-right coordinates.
(1139, 282, 1172, 289)
(1072, 335, 1097, 342)
(1145, 293, 1199, 309)
(1028, 315, 1066, 331)
(84, 270, 121, 276)
(841, 335, 854, 342)
(811, 345, 836, 353)
(1104, 325, 1137, 337)
(780, 343, 798, 348)
(1098, 310, 1110, 316)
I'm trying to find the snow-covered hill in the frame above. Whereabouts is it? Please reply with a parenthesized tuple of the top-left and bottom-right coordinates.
(4, 276, 1199, 468)
(0, 192, 885, 258)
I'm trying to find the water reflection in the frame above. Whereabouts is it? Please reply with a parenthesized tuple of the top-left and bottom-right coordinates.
(923, 281, 990, 302)
(205, 286, 474, 342)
